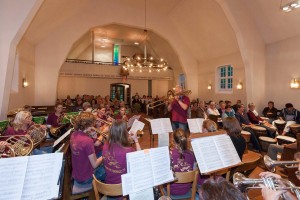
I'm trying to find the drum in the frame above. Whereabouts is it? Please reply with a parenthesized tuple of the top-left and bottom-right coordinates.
(241, 131, 251, 143)
(259, 136, 277, 152)
(251, 125, 267, 138)
(274, 119, 286, 134)
(289, 124, 300, 135)
(276, 135, 296, 145)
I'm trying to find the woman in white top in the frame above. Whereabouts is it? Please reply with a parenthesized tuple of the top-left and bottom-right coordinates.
(207, 101, 220, 116)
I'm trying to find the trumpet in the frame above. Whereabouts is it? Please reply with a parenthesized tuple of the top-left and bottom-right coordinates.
(233, 172, 300, 200)
(264, 155, 300, 172)
(147, 89, 192, 109)
(96, 117, 113, 126)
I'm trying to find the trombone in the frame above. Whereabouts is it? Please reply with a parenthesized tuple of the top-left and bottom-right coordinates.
(233, 172, 300, 200)
(147, 89, 192, 109)
(264, 155, 300, 172)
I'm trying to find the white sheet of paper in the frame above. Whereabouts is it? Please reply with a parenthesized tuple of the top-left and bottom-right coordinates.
(129, 119, 145, 134)
(121, 173, 133, 195)
(150, 146, 174, 185)
(158, 133, 169, 147)
(150, 118, 173, 134)
(191, 134, 241, 174)
(127, 115, 141, 128)
(187, 118, 204, 133)
(126, 150, 154, 193)
(53, 128, 73, 147)
(0, 156, 28, 200)
(129, 188, 154, 200)
(21, 153, 63, 200)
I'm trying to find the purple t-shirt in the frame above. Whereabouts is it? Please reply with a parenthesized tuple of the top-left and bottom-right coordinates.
(70, 130, 95, 182)
(170, 148, 195, 195)
(46, 113, 60, 127)
(5, 127, 27, 136)
(102, 143, 134, 184)
(171, 96, 190, 123)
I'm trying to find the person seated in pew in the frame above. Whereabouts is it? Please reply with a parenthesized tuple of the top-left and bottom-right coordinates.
(70, 112, 105, 189)
(46, 102, 64, 128)
(218, 102, 226, 116)
(259, 151, 300, 200)
(247, 103, 276, 138)
(222, 117, 246, 160)
(195, 100, 208, 119)
(235, 104, 261, 152)
(198, 176, 246, 200)
(5, 110, 34, 136)
(222, 105, 235, 119)
(102, 120, 141, 200)
(202, 119, 217, 133)
(278, 103, 300, 136)
(169, 128, 196, 197)
(206, 101, 220, 116)
(262, 101, 278, 123)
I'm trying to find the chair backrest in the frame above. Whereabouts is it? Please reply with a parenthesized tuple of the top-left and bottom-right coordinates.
(166, 170, 199, 200)
(92, 175, 124, 200)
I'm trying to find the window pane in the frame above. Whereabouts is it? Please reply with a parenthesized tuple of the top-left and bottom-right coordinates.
(227, 78, 232, 89)
(227, 66, 233, 77)
(220, 79, 226, 89)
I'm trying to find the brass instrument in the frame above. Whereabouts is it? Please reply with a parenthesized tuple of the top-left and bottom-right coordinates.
(1, 135, 34, 157)
(264, 155, 300, 172)
(233, 172, 300, 200)
(97, 118, 113, 126)
(27, 124, 47, 147)
(147, 89, 192, 109)
(0, 141, 15, 158)
(49, 125, 66, 138)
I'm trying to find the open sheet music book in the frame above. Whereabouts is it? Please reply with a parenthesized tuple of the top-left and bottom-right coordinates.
(121, 146, 174, 195)
(187, 118, 204, 133)
(128, 119, 145, 134)
(150, 118, 173, 134)
(0, 153, 63, 200)
(191, 134, 241, 174)
(127, 115, 141, 128)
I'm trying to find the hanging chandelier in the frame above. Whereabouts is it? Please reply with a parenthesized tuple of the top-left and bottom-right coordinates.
(122, 0, 169, 73)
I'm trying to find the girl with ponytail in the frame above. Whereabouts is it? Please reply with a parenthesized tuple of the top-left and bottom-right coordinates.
(169, 128, 195, 196)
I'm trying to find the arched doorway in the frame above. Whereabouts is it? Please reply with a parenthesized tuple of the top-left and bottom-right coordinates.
(110, 83, 131, 106)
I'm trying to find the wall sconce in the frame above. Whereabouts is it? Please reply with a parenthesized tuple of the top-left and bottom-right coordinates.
(290, 78, 299, 89)
(22, 78, 28, 88)
(237, 82, 243, 90)
(207, 84, 212, 90)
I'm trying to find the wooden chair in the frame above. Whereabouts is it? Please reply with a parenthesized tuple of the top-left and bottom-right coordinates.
(92, 175, 125, 200)
(160, 170, 199, 200)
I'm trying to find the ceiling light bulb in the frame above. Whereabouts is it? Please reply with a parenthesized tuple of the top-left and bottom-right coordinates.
(134, 42, 139, 45)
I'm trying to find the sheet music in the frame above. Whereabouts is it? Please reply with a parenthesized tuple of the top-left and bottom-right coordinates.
(21, 153, 63, 200)
(126, 150, 154, 193)
(150, 118, 173, 134)
(187, 118, 204, 133)
(129, 119, 145, 134)
(158, 133, 169, 147)
(124, 147, 173, 195)
(53, 128, 73, 147)
(191, 134, 240, 174)
(150, 147, 174, 185)
(0, 156, 28, 200)
(213, 135, 241, 166)
(129, 188, 154, 200)
(127, 115, 141, 128)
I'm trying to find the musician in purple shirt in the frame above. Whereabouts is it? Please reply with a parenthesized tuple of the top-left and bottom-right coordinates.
(169, 128, 195, 196)
(5, 111, 33, 136)
(102, 120, 141, 199)
(168, 85, 190, 132)
(70, 112, 103, 186)
(46, 103, 64, 128)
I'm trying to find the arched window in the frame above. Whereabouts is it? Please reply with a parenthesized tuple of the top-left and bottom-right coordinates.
(217, 65, 233, 92)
